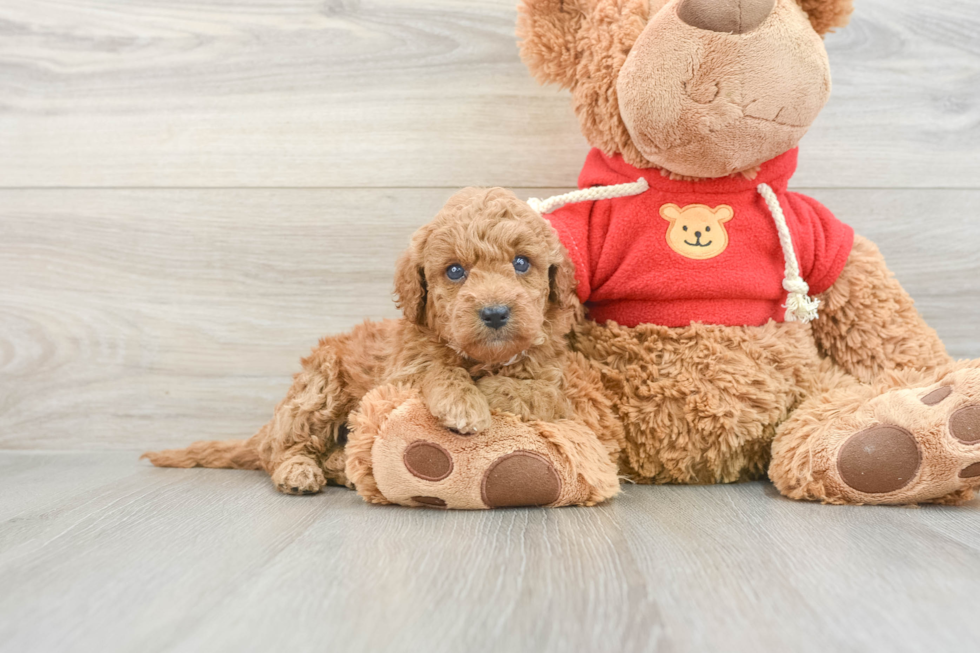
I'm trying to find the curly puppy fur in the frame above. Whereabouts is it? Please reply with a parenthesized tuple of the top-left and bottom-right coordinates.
(144, 188, 624, 496)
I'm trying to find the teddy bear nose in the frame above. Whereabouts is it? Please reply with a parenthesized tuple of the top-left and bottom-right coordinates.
(695, 231, 702, 238)
(677, 0, 775, 34)
(480, 305, 511, 330)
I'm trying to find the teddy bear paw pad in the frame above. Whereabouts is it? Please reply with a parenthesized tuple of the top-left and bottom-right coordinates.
(403, 441, 453, 481)
(949, 406, 980, 443)
(837, 426, 920, 494)
(920, 386, 952, 406)
(480, 451, 562, 508)
(411, 496, 448, 509)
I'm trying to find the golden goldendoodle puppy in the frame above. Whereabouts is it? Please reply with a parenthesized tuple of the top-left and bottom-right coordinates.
(144, 188, 623, 507)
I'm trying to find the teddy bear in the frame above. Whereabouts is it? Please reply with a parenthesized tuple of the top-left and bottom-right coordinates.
(510, 0, 980, 505)
(356, 0, 980, 508)
(147, 0, 980, 509)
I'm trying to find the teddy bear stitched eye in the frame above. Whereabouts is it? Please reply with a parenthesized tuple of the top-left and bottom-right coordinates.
(705, 226, 711, 232)
(446, 264, 466, 281)
(683, 225, 688, 231)
(513, 256, 530, 274)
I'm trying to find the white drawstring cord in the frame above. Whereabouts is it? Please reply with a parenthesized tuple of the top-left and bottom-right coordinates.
(757, 183, 820, 323)
(527, 178, 649, 215)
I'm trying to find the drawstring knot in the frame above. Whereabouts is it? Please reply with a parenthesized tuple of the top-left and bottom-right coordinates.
(782, 279, 820, 323)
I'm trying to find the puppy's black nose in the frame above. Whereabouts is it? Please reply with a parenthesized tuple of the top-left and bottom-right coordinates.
(480, 305, 510, 330)
(694, 231, 702, 238)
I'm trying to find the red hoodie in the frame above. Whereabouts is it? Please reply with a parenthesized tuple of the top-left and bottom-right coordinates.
(544, 148, 854, 328)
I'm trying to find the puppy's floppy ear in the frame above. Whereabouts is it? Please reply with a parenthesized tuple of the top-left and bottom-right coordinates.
(796, 0, 855, 35)
(393, 227, 430, 327)
(548, 243, 579, 317)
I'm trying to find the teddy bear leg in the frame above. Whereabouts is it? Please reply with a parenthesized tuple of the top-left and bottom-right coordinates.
(345, 385, 620, 509)
(771, 360, 980, 505)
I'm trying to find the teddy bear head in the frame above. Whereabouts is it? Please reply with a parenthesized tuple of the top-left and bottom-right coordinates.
(518, 0, 855, 179)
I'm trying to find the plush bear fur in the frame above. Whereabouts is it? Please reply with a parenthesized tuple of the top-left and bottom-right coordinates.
(516, 0, 980, 505)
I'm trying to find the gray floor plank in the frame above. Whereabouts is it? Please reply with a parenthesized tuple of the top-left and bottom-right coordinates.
(0, 453, 336, 653)
(0, 0, 978, 189)
(617, 483, 980, 651)
(0, 452, 142, 523)
(1, 452, 978, 653)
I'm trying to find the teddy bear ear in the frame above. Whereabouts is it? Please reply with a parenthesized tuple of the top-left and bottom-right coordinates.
(795, 0, 856, 35)
(517, 0, 593, 89)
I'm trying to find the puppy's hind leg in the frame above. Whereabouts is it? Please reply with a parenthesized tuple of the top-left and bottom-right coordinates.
(257, 343, 357, 496)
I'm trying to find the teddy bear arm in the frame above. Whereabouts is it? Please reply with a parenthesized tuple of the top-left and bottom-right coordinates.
(475, 374, 574, 422)
(811, 234, 951, 384)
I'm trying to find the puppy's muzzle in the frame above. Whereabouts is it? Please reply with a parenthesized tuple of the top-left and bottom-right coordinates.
(479, 305, 511, 330)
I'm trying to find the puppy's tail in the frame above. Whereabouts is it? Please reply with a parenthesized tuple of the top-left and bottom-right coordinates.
(141, 439, 262, 470)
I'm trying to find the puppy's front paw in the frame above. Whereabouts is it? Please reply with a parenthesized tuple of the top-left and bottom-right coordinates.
(431, 393, 493, 435)
(272, 456, 326, 495)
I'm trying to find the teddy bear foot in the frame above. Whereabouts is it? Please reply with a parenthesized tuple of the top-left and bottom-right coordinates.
(835, 369, 980, 504)
(399, 445, 563, 509)
(344, 385, 620, 509)
(774, 363, 980, 505)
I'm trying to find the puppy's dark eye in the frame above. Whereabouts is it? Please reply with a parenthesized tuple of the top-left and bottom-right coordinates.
(682, 225, 688, 232)
(513, 256, 530, 274)
(446, 264, 466, 281)
(705, 226, 711, 232)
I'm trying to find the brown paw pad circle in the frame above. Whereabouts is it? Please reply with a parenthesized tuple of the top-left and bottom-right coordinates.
(960, 463, 980, 479)
(403, 441, 453, 481)
(837, 425, 921, 494)
(481, 451, 561, 508)
(920, 386, 952, 406)
(411, 496, 448, 508)
(949, 406, 980, 444)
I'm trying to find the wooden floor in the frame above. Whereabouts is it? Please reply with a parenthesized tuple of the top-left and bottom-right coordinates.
(3, 0, 980, 651)
(1, 451, 978, 653)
